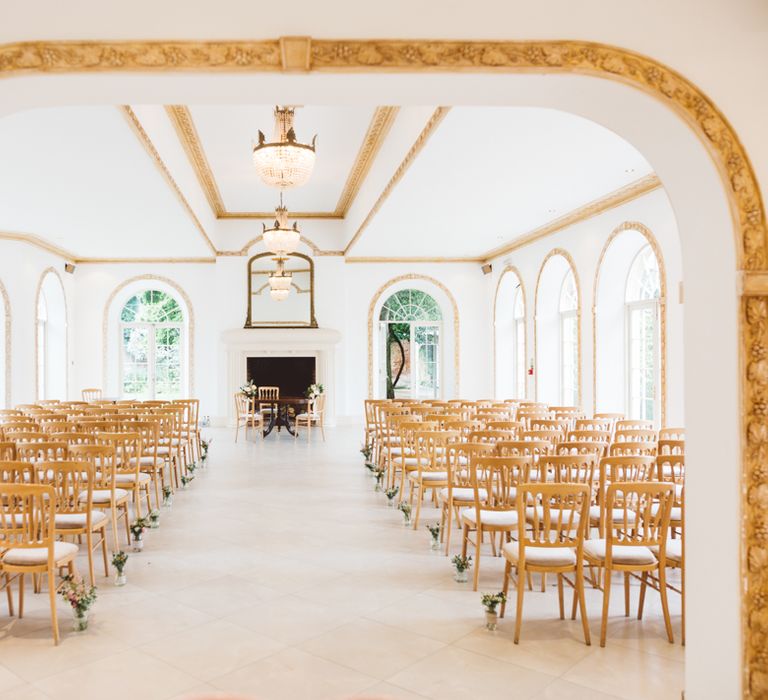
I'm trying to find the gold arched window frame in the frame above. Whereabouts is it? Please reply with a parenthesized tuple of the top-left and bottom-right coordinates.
(244, 251, 318, 329)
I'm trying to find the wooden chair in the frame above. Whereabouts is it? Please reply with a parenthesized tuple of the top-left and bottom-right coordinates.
(408, 430, 458, 530)
(392, 420, 435, 499)
(659, 428, 685, 442)
(234, 393, 263, 443)
(461, 454, 531, 590)
(258, 386, 280, 421)
(172, 398, 201, 464)
(591, 455, 657, 537)
(574, 418, 614, 433)
(556, 440, 610, 458)
(609, 441, 657, 457)
(615, 419, 654, 432)
(95, 432, 150, 518)
(81, 388, 103, 402)
(39, 461, 108, 586)
(16, 441, 68, 464)
(440, 442, 496, 555)
(522, 429, 566, 445)
(132, 420, 164, 509)
(69, 444, 129, 550)
(0, 483, 79, 645)
(295, 394, 326, 442)
(0, 460, 36, 484)
(615, 429, 658, 445)
(0, 442, 17, 460)
(583, 481, 676, 646)
(501, 482, 592, 644)
(153, 406, 186, 486)
(467, 430, 517, 445)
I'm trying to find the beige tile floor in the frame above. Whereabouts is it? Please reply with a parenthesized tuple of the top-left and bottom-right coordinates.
(0, 426, 685, 700)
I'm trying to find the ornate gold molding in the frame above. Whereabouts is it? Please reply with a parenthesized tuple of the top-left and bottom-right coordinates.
(34, 267, 69, 401)
(592, 221, 668, 426)
(367, 273, 460, 399)
(492, 266, 527, 400)
(344, 107, 450, 255)
(0, 39, 766, 691)
(166, 104, 398, 220)
(482, 174, 661, 262)
(217, 232, 343, 257)
(120, 106, 217, 256)
(533, 248, 582, 408)
(76, 257, 216, 264)
(345, 256, 481, 264)
(101, 274, 195, 396)
(0, 230, 77, 262)
(0, 279, 10, 408)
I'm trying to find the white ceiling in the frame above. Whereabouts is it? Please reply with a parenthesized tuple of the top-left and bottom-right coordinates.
(351, 107, 653, 257)
(0, 106, 213, 258)
(0, 103, 654, 260)
(189, 105, 376, 214)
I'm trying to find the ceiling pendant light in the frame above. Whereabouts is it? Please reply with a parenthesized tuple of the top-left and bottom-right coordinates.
(252, 106, 317, 189)
(268, 257, 292, 302)
(263, 192, 301, 255)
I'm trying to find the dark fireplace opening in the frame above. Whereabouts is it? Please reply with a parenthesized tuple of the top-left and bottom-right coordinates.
(246, 356, 316, 398)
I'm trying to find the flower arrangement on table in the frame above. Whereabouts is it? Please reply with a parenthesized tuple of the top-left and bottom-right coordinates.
(59, 574, 97, 631)
(305, 383, 324, 400)
(112, 551, 129, 586)
(240, 381, 259, 399)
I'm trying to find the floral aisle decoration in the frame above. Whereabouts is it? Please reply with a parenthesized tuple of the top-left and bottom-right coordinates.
(148, 509, 160, 529)
(111, 551, 128, 586)
(360, 443, 373, 463)
(373, 465, 386, 491)
(180, 474, 194, 489)
(385, 486, 399, 507)
(201, 437, 212, 463)
(162, 485, 173, 507)
(481, 592, 507, 630)
(426, 523, 441, 551)
(130, 517, 148, 551)
(398, 501, 412, 526)
(187, 462, 197, 475)
(451, 554, 472, 583)
(59, 575, 97, 631)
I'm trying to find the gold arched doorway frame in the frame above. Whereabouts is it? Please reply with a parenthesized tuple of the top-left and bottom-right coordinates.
(368, 274, 460, 399)
(1, 37, 765, 693)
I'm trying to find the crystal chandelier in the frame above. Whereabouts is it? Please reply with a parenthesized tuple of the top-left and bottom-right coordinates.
(262, 193, 301, 255)
(253, 106, 317, 189)
(268, 257, 292, 302)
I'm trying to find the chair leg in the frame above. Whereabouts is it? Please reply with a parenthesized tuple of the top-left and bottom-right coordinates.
(658, 565, 675, 644)
(86, 531, 96, 586)
(18, 573, 24, 618)
(100, 529, 109, 576)
(122, 504, 131, 545)
(600, 568, 612, 647)
(48, 567, 59, 646)
(557, 574, 565, 619)
(412, 483, 423, 530)
(576, 564, 591, 645)
(110, 507, 120, 551)
(144, 485, 152, 515)
(638, 571, 648, 619)
(514, 564, 526, 644)
(500, 560, 511, 618)
(624, 572, 631, 617)
(4, 573, 13, 617)
(473, 527, 481, 591)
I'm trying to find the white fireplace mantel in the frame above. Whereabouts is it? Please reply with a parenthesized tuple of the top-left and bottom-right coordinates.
(221, 327, 342, 427)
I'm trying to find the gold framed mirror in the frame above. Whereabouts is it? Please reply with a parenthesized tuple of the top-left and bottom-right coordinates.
(244, 251, 318, 328)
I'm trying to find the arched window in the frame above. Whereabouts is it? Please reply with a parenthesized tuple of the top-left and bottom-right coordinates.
(379, 289, 442, 399)
(36, 271, 67, 401)
(513, 286, 526, 399)
(559, 270, 578, 406)
(625, 245, 661, 421)
(120, 290, 184, 400)
(0, 283, 6, 408)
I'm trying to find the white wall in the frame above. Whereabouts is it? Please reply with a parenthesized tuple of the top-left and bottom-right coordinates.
(0, 241, 74, 404)
(491, 188, 684, 426)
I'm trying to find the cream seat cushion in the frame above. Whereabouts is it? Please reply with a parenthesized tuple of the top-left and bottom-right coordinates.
(650, 539, 683, 564)
(589, 505, 638, 524)
(115, 472, 151, 485)
(55, 511, 108, 529)
(525, 506, 581, 525)
(461, 508, 518, 527)
(80, 488, 130, 504)
(650, 503, 682, 522)
(583, 539, 656, 566)
(439, 487, 488, 502)
(502, 541, 577, 567)
(408, 471, 448, 482)
(2, 541, 78, 566)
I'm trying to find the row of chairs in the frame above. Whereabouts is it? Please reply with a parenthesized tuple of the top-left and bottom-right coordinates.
(364, 398, 685, 648)
(0, 396, 204, 644)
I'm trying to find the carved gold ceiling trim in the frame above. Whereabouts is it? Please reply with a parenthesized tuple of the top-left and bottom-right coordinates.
(120, 106, 217, 256)
(0, 42, 766, 694)
(0, 230, 77, 261)
(166, 104, 398, 220)
(344, 106, 450, 255)
(345, 256, 482, 264)
(482, 174, 661, 262)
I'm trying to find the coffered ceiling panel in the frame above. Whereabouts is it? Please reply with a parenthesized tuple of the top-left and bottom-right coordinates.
(351, 107, 654, 258)
(179, 105, 389, 217)
(0, 106, 213, 258)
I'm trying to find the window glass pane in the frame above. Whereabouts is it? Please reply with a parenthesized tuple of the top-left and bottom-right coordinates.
(154, 326, 182, 400)
(121, 326, 150, 400)
(560, 313, 578, 405)
(627, 304, 658, 421)
(515, 317, 526, 399)
(380, 289, 442, 322)
(559, 271, 577, 312)
(626, 245, 661, 302)
(415, 324, 440, 399)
